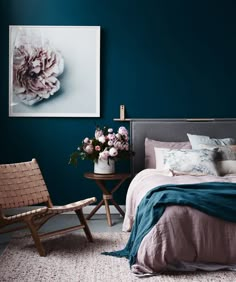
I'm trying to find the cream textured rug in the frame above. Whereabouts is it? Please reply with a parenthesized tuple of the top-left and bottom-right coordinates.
(0, 232, 236, 282)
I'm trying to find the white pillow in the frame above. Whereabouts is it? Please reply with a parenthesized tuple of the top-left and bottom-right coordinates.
(155, 147, 219, 176)
(187, 133, 235, 149)
(217, 160, 236, 175)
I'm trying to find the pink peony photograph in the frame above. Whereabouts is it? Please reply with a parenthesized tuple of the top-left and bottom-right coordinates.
(9, 26, 100, 117)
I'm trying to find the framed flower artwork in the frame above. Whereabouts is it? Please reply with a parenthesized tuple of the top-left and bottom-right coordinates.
(9, 26, 100, 117)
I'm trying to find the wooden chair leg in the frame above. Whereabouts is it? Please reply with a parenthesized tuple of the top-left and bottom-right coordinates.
(26, 219, 46, 256)
(75, 209, 93, 242)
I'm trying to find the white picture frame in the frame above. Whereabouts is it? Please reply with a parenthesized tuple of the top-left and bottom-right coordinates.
(9, 25, 100, 117)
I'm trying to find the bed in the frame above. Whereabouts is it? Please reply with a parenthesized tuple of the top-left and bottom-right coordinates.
(121, 119, 236, 276)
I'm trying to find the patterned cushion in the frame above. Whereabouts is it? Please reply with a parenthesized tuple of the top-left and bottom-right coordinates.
(155, 148, 219, 176)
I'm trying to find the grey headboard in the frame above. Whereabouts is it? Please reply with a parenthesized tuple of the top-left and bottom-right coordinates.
(130, 118, 236, 175)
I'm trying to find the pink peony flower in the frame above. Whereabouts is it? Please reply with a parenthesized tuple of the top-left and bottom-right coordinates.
(118, 126, 128, 136)
(13, 45, 64, 105)
(108, 133, 115, 140)
(109, 147, 118, 157)
(95, 129, 103, 140)
(83, 137, 90, 144)
(114, 141, 122, 149)
(95, 145, 101, 151)
(98, 135, 106, 144)
(84, 145, 94, 154)
(115, 133, 121, 140)
(108, 140, 113, 146)
(99, 151, 109, 160)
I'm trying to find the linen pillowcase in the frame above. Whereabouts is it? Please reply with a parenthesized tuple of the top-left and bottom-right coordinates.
(187, 133, 235, 150)
(155, 148, 219, 176)
(217, 160, 236, 175)
(145, 138, 191, 169)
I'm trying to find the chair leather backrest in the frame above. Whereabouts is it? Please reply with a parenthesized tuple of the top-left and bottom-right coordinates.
(0, 159, 50, 209)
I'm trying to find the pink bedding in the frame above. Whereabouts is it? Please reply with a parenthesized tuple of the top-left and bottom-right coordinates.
(123, 169, 236, 275)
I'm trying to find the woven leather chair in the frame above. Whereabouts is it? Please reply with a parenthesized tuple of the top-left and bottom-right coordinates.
(0, 158, 96, 256)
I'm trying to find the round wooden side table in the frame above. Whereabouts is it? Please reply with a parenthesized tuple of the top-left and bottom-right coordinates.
(84, 172, 131, 226)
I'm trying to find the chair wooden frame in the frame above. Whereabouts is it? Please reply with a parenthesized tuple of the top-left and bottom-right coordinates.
(0, 159, 96, 256)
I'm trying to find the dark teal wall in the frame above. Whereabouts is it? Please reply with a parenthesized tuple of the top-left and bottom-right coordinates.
(1, 0, 236, 204)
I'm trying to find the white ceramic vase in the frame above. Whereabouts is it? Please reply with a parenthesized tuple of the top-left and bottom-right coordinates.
(94, 159, 115, 174)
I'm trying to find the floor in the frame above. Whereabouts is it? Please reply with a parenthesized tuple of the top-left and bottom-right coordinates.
(0, 213, 124, 255)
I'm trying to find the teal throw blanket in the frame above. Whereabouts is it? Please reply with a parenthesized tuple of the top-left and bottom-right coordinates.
(102, 182, 236, 266)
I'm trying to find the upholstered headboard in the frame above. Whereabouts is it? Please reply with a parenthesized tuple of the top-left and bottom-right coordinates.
(130, 118, 236, 175)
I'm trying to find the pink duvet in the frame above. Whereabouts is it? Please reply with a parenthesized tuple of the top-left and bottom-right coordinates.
(123, 169, 236, 275)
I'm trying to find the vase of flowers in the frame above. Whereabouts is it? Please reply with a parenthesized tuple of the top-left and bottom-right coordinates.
(69, 126, 134, 174)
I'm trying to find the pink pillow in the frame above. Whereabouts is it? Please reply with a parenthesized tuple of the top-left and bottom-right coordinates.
(145, 138, 191, 169)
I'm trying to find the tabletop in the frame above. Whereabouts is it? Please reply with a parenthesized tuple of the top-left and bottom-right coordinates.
(84, 172, 131, 181)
